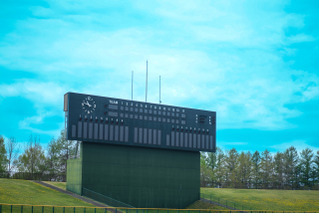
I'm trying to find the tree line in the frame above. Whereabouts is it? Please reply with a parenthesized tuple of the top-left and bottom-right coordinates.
(201, 147, 319, 190)
(0, 131, 318, 190)
(0, 131, 78, 181)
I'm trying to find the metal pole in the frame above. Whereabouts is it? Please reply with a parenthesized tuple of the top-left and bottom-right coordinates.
(145, 60, 148, 102)
(131, 71, 134, 100)
(159, 75, 162, 104)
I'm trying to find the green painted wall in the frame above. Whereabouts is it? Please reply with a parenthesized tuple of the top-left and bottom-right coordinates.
(67, 142, 200, 208)
(66, 157, 82, 195)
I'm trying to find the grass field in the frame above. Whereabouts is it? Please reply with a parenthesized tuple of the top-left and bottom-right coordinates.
(1, 179, 318, 212)
(201, 187, 319, 211)
(0, 178, 93, 207)
(186, 200, 227, 210)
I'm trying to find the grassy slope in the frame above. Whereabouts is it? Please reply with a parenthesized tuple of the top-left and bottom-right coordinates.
(201, 187, 319, 211)
(0, 179, 93, 207)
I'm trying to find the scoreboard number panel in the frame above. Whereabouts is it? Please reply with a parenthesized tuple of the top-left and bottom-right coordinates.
(64, 92, 216, 152)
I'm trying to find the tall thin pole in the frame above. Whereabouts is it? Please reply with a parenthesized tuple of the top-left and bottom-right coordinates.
(145, 60, 148, 102)
(131, 71, 134, 100)
(159, 75, 162, 104)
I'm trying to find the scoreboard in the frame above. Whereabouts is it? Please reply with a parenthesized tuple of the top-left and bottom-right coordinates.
(64, 92, 216, 152)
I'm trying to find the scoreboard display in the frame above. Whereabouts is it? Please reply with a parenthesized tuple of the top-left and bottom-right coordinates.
(64, 92, 216, 152)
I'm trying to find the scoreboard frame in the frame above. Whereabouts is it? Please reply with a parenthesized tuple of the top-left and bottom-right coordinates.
(64, 92, 216, 152)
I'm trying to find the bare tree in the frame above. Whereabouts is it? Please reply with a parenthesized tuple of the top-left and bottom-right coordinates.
(6, 137, 18, 176)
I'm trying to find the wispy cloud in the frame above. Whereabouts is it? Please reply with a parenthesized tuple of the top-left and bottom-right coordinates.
(269, 140, 319, 153)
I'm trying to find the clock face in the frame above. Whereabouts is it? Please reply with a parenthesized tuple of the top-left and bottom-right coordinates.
(81, 96, 96, 114)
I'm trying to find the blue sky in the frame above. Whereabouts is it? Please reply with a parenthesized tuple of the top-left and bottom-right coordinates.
(0, 0, 318, 153)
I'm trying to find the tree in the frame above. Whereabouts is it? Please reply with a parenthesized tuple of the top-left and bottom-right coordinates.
(283, 146, 299, 189)
(6, 137, 18, 176)
(200, 152, 210, 186)
(46, 138, 62, 180)
(251, 151, 261, 189)
(225, 148, 239, 188)
(260, 149, 273, 189)
(14, 135, 47, 179)
(45, 130, 80, 181)
(205, 151, 217, 187)
(213, 148, 226, 188)
(273, 152, 285, 189)
(311, 150, 319, 189)
(237, 151, 252, 188)
(0, 136, 8, 177)
(300, 148, 314, 189)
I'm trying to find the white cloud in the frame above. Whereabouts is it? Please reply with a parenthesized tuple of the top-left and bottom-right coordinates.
(19, 114, 62, 136)
(0, 81, 67, 107)
(269, 140, 319, 153)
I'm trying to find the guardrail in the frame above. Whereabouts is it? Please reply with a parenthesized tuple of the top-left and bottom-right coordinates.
(82, 188, 134, 208)
(0, 204, 318, 213)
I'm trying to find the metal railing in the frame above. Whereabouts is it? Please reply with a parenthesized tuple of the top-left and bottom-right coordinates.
(83, 188, 135, 208)
(0, 204, 318, 213)
(200, 193, 251, 210)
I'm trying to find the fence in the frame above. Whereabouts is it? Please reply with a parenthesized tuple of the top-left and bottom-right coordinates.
(0, 204, 318, 213)
(0, 172, 66, 182)
(200, 193, 251, 210)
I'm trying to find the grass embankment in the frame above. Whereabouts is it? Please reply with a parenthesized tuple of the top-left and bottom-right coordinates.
(0, 178, 92, 207)
(201, 187, 319, 211)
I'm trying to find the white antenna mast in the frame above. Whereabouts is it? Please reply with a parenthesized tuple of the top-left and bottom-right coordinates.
(159, 75, 162, 104)
(145, 60, 148, 102)
(131, 70, 134, 100)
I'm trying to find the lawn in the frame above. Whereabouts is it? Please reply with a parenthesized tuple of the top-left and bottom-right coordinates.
(1, 178, 318, 212)
(201, 187, 319, 211)
(0, 178, 92, 207)
(186, 200, 228, 210)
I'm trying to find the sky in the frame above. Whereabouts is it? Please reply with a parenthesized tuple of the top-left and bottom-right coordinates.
(0, 0, 318, 154)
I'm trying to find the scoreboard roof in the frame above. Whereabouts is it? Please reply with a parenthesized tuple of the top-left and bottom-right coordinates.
(64, 92, 216, 152)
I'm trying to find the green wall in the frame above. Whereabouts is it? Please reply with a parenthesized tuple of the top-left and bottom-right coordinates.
(68, 142, 200, 208)
(66, 158, 82, 195)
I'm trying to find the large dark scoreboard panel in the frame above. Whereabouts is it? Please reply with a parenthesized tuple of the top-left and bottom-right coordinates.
(64, 92, 216, 152)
